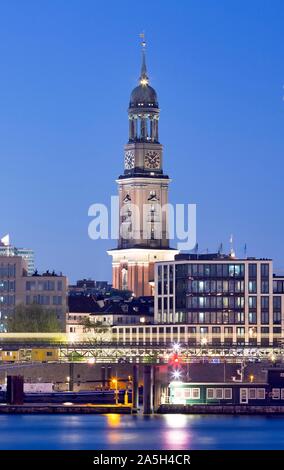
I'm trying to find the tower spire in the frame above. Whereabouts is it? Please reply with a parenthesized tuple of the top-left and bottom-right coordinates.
(139, 32, 149, 85)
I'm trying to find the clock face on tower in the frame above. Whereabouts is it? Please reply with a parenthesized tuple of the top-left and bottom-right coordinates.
(124, 151, 135, 169)
(144, 150, 160, 169)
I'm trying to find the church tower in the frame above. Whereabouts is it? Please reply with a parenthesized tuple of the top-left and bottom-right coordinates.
(108, 39, 178, 296)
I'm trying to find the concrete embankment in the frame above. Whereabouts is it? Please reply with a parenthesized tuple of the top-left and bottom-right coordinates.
(158, 404, 284, 414)
(0, 404, 132, 414)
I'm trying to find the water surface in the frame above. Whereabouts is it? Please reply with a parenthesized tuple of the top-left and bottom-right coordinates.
(0, 414, 283, 450)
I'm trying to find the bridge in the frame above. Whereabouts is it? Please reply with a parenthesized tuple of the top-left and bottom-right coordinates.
(0, 339, 283, 364)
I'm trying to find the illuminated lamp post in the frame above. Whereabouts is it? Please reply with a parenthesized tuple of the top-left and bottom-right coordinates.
(112, 377, 119, 405)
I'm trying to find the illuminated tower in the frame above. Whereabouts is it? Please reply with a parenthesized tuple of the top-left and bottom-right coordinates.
(108, 38, 178, 296)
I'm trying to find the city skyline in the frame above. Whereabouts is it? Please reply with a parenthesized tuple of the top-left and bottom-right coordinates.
(1, 0, 284, 283)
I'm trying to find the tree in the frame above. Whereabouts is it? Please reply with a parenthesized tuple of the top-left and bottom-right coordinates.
(79, 317, 110, 341)
(7, 304, 61, 333)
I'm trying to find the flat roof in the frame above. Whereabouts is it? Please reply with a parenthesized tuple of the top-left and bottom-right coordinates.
(174, 253, 272, 262)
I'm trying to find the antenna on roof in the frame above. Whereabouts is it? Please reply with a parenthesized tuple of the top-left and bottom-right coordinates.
(229, 234, 236, 258)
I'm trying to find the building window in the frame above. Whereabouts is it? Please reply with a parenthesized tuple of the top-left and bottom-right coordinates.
(248, 281, 257, 293)
(272, 388, 280, 400)
(261, 264, 269, 278)
(249, 296, 257, 309)
(257, 388, 265, 399)
(261, 281, 269, 294)
(273, 311, 281, 325)
(215, 388, 223, 399)
(248, 312, 257, 324)
(273, 297, 281, 325)
(273, 280, 284, 294)
(224, 388, 232, 400)
(237, 327, 245, 336)
(207, 388, 214, 399)
(249, 263, 257, 278)
(261, 296, 269, 324)
(261, 312, 269, 324)
(224, 327, 233, 335)
(200, 326, 208, 335)
(192, 388, 200, 399)
(212, 327, 221, 334)
(26, 281, 36, 291)
(179, 388, 188, 399)
(249, 388, 256, 399)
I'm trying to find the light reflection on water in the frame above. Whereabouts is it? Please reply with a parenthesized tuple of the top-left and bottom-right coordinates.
(0, 414, 283, 450)
(163, 415, 191, 449)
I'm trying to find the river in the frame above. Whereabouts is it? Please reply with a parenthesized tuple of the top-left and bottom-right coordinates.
(0, 414, 283, 449)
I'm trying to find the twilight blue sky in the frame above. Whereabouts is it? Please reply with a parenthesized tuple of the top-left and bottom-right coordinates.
(0, 0, 283, 283)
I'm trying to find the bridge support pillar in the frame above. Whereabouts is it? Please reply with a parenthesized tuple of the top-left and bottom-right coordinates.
(132, 364, 139, 410)
(7, 375, 24, 405)
(153, 367, 162, 412)
(69, 362, 74, 392)
(143, 365, 154, 414)
(101, 366, 106, 389)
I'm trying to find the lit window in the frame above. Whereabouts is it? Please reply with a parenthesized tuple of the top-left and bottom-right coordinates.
(207, 388, 214, 399)
(183, 388, 191, 399)
(257, 388, 265, 399)
(199, 281, 204, 292)
(192, 388, 200, 399)
(175, 389, 182, 399)
(215, 388, 223, 399)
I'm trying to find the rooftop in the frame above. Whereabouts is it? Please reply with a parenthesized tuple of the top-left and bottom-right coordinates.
(68, 294, 154, 316)
(174, 253, 272, 262)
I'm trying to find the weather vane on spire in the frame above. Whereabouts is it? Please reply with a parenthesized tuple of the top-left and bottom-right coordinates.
(139, 31, 146, 49)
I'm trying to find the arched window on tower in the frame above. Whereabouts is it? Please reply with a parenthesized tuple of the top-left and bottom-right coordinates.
(130, 113, 159, 143)
(121, 267, 128, 290)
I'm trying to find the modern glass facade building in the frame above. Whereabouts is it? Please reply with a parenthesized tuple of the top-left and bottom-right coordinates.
(154, 253, 284, 347)
(0, 244, 35, 276)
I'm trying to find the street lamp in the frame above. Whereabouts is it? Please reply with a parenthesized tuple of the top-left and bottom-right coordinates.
(112, 378, 119, 405)
(172, 369, 182, 381)
(172, 343, 180, 353)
